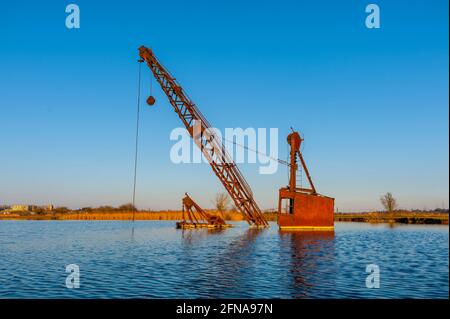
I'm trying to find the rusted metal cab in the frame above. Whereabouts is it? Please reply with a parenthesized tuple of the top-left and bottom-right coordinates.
(278, 129, 334, 231)
(278, 187, 334, 231)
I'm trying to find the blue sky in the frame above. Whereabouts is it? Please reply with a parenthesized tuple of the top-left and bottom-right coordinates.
(0, 0, 448, 211)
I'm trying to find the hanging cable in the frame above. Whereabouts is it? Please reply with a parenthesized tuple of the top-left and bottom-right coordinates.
(132, 59, 143, 222)
(220, 136, 291, 167)
(150, 71, 153, 95)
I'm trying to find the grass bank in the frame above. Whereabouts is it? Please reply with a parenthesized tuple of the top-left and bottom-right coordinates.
(335, 212, 448, 225)
(0, 210, 279, 222)
(1, 211, 447, 225)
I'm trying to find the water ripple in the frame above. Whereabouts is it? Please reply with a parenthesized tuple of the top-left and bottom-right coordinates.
(0, 221, 447, 298)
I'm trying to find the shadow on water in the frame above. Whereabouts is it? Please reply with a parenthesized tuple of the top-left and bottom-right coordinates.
(279, 230, 336, 298)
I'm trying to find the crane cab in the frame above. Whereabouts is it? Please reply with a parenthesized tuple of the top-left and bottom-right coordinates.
(278, 131, 334, 231)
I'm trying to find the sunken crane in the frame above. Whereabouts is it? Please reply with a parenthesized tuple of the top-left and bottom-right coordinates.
(277, 130, 334, 230)
(176, 193, 231, 229)
(138, 46, 269, 228)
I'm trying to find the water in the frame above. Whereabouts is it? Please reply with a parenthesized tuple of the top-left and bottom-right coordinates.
(0, 221, 448, 298)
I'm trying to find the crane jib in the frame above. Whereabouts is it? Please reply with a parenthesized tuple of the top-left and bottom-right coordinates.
(138, 46, 268, 227)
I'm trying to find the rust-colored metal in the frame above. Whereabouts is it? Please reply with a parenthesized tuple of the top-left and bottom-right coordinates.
(138, 46, 268, 228)
(278, 130, 334, 230)
(287, 130, 316, 195)
(176, 193, 230, 229)
(146, 96, 156, 106)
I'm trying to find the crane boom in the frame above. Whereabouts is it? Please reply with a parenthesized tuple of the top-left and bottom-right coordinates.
(138, 46, 268, 227)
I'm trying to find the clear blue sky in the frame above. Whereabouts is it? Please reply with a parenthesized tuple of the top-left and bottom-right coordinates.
(0, 0, 448, 211)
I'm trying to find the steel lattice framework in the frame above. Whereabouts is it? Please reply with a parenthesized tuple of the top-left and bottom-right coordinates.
(139, 46, 268, 227)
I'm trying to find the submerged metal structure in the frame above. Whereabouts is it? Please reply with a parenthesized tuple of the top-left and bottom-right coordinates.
(176, 193, 230, 229)
(137, 46, 334, 230)
(277, 131, 334, 231)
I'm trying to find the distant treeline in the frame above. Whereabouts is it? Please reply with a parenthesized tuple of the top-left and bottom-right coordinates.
(1, 209, 278, 221)
(1, 203, 447, 224)
(335, 211, 448, 224)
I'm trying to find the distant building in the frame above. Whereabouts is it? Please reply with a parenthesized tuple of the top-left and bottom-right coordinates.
(11, 204, 54, 212)
(11, 205, 31, 211)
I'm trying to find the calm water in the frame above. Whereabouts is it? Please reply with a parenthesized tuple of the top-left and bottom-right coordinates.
(0, 221, 448, 298)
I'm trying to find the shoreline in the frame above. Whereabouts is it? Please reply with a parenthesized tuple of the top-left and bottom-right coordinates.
(0, 211, 447, 225)
(335, 212, 448, 225)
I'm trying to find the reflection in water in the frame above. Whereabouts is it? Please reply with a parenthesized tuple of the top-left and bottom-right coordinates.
(210, 228, 264, 298)
(279, 231, 336, 298)
(177, 226, 337, 298)
(218, 228, 262, 269)
(178, 225, 265, 298)
(180, 228, 226, 246)
(130, 225, 135, 241)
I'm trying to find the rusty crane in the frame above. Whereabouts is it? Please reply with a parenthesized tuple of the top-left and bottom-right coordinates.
(176, 193, 230, 229)
(136, 46, 334, 231)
